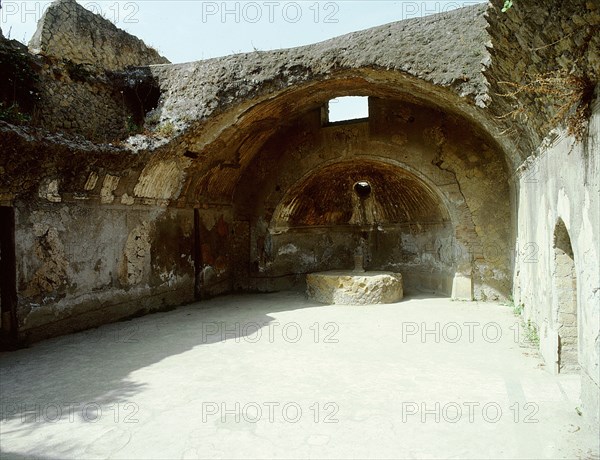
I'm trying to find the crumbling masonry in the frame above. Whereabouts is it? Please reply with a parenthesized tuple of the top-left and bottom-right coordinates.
(0, 0, 598, 424)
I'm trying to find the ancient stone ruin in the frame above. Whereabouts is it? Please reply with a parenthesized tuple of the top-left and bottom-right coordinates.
(0, 0, 598, 434)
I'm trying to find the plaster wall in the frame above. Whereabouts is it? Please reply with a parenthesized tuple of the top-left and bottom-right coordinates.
(14, 203, 194, 342)
(195, 207, 234, 298)
(514, 94, 600, 424)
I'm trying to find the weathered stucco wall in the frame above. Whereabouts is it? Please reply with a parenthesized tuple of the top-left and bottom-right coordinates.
(14, 202, 194, 342)
(28, 0, 168, 70)
(483, 0, 599, 427)
(231, 98, 511, 299)
(513, 92, 600, 425)
(196, 207, 234, 298)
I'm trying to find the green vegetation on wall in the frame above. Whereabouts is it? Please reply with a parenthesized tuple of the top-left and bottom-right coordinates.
(0, 38, 39, 124)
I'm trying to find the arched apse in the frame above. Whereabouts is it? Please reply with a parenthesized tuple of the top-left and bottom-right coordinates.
(225, 96, 511, 299)
(271, 160, 450, 229)
(260, 158, 460, 296)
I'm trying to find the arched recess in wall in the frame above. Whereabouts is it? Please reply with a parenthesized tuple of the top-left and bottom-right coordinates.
(180, 77, 511, 300)
(178, 73, 516, 205)
(553, 218, 579, 373)
(266, 158, 466, 296)
(271, 158, 450, 228)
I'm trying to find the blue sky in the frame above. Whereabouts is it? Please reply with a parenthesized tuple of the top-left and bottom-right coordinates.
(2, 1, 485, 63)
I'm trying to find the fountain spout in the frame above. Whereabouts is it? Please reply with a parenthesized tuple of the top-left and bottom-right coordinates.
(353, 234, 368, 272)
(353, 253, 365, 272)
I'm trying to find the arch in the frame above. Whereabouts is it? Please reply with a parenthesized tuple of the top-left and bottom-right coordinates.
(178, 74, 513, 206)
(270, 158, 451, 230)
(190, 84, 511, 300)
(553, 218, 579, 373)
(254, 157, 472, 296)
(263, 154, 477, 276)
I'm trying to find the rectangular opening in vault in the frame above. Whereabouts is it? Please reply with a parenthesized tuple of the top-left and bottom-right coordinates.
(326, 96, 369, 124)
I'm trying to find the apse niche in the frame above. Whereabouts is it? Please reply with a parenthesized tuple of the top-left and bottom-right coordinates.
(266, 159, 458, 295)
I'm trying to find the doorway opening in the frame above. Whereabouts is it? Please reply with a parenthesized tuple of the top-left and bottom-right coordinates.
(0, 207, 18, 348)
(553, 219, 579, 373)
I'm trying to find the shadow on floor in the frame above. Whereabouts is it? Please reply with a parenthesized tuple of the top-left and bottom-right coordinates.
(0, 291, 446, 442)
(0, 291, 379, 418)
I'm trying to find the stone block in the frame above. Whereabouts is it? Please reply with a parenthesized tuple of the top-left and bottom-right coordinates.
(451, 274, 473, 301)
(306, 271, 403, 305)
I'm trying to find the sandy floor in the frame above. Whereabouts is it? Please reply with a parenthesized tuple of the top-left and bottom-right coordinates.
(1, 292, 598, 459)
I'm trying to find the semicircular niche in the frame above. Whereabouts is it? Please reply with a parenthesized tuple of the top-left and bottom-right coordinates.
(273, 159, 450, 228)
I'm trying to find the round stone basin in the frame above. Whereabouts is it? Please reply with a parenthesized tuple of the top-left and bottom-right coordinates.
(306, 271, 403, 305)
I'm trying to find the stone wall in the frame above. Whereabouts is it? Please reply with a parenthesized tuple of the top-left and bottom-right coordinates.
(29, 0, 169, 70)
(485, 0, 600, 156)
(1, 31, 157, 141)
(34, 59, 132, 141)
(513, 92, 600, 426)
(14, 201, 194, 342)
(17, 0, 169, 140)
(484, 0, 599, 427)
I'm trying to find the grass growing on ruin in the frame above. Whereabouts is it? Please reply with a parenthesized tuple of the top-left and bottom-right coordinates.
(512, 302, 524, 316)
(522, 319, 540, 347)
(504, 297, 539, 347)
(501, 0, 513, 13)
(0, 39, 40, 123)
(504, 296, 524, 316)
(497, 70, 595, 141)
(126, 116, 142, 135)
(154, 121, 175, 138)
(0, 102, 31, 125)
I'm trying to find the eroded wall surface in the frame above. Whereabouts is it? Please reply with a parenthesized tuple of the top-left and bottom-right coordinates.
(28, 0, 168, 70)
(195, 207, 234, 298)
(1, 2, 598, 431)
(1, 19, 162, 142)
(485, 0, 599, 426)
(233, 99, 511, 299)
(33, 59, 135, 141)
(514, 94, 600, 425)
(14, 202, 194, 342)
